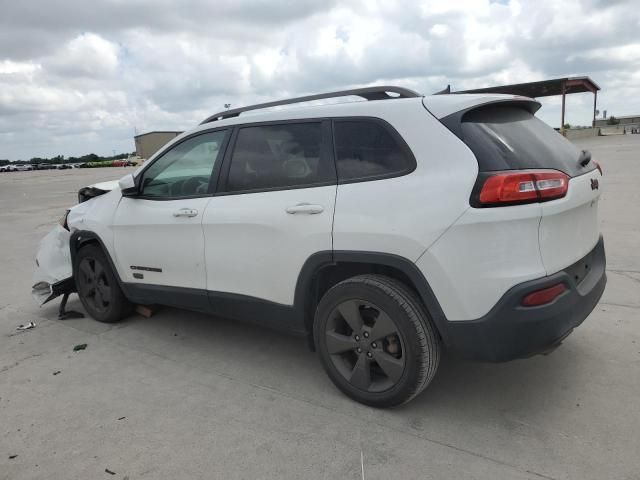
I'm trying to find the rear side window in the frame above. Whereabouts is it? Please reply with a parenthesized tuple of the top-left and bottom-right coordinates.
(225, 122, 334, 192)
(333, 120, 414, 182)
(461, 106, 585, 177)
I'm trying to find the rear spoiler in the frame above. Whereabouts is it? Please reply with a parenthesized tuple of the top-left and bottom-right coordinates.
(423, 95, 540, 119)
(428, 97, 541, 141)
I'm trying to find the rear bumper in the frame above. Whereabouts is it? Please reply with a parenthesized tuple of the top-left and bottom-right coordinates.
(443, 236, 606, 362)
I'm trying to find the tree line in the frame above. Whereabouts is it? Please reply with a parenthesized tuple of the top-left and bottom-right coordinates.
(0, 152, 136, 167)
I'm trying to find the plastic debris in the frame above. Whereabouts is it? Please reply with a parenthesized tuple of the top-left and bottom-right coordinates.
(117, 417, 126, 421)
(53, 371, 61, 376)
(105, 468, 116, 475)
(16, 322, 36, 331)
(9, 455, 18, 459)
(73, 343, 87, 352)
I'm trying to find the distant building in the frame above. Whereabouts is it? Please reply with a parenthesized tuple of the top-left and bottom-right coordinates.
(594, 115, 640, 130)
(134, 131, 182, 160)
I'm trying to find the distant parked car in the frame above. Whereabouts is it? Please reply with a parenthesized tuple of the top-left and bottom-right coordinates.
(15, 165, 34, 171)
(56, 164, 72, 170)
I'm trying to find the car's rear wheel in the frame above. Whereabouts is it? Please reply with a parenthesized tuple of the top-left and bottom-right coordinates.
(314, 274, 440, 407)
(74, 244, 131, 323)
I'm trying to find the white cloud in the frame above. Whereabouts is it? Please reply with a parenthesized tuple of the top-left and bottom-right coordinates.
(0, 60, 40, 75)
(45, 33, 119, 78)
(0, 0, 638, 159)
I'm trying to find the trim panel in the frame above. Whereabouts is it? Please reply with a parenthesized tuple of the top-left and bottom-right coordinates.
(121, 283, 306, 336)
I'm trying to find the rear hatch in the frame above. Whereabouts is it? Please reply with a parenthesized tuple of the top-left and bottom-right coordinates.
(441, 101, 602, 275)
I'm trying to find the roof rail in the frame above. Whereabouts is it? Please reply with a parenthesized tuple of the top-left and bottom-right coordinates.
(200, 85, 421, 124)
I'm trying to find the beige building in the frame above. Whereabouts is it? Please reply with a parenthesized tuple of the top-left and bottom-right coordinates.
(134, 131, 182, 160)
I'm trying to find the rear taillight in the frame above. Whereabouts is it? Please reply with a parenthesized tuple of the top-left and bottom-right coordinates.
(477, 170, 568, 207)
(521, 283, 566, 307)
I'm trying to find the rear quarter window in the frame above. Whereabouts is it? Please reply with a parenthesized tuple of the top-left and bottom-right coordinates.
(460, 105, 586, 177)
(333, 120, 415, 182)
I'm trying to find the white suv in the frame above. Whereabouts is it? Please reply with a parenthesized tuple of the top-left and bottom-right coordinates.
(33, 86, 606, 407)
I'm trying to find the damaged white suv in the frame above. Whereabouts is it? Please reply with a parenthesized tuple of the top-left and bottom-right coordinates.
(33, 86, 606, 407)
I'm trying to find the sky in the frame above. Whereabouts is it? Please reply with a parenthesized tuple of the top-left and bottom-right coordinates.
(0, 0, 639, 160)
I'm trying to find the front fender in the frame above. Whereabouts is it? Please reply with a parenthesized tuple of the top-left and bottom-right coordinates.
(69, 230, 125, 286)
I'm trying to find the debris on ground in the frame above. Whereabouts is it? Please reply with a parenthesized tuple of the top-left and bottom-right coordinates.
(105, 468, 116, 475)
(53, 370, 61, 375)
(117, 416, 126, 421)
(73, 343, 87, 352)
(9, 454, 18, 459)
(16, 322, 36, 331)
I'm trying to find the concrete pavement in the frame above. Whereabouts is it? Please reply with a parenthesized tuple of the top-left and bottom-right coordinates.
(1, 136, 639, 480)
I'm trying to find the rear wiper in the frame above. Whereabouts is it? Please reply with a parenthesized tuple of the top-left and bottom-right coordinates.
(578, 149, 592, 167)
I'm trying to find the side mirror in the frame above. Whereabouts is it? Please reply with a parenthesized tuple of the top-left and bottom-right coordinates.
(118, 174, 138, 197)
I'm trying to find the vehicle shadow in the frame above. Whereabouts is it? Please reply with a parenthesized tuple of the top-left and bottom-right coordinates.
(44, 295, 586, 426)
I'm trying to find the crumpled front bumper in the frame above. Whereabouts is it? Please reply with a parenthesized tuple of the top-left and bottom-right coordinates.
(32, 225, 75, 305)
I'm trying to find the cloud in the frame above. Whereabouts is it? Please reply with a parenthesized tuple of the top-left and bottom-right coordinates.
(45, 33, 119, 78)
(0, 0, 638, 159)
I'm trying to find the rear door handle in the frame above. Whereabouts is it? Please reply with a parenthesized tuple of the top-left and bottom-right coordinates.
(173, 208, 198, 217)
(285, 203, 324, 215)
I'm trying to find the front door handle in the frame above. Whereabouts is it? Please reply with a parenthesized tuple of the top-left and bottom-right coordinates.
(285, 203, 324, 215)
(173, 208, 198, 218)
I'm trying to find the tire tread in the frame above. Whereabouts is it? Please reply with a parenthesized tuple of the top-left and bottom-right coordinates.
(74, 244, 132, 323)
(316, 274, 440, 406)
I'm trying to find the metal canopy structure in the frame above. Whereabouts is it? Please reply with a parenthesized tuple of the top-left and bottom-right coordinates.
(456, 76, 601, 133)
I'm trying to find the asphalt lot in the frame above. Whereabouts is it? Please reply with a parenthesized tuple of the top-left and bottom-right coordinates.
(1, 135, 639, 480)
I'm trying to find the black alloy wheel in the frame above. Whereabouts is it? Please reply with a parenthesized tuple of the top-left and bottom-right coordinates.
(314, 274, 440, 407)
(324, 299, 406, 393)
(77, 256, 112, 314)
(74, 244, 132, 323)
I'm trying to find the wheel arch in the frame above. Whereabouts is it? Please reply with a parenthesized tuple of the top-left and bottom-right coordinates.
(295, 251, 451, 350)
(69, 230, 125, 286)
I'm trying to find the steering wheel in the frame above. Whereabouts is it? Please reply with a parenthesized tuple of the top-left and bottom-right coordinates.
(183, 176, 209, 195)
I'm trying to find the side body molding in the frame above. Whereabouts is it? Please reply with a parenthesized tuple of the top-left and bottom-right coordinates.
(69, 234, 450, 346)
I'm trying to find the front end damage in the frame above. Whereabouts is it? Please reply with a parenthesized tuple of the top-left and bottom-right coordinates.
(32, 224, 75, 305)
(32, 179, 119, 307)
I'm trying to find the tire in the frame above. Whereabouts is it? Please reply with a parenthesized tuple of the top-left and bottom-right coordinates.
(314, 274, 440, 407)
(74, 244, 132, 323)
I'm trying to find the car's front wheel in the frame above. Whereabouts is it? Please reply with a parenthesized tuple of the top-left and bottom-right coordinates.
(314, 274, 440, 407)
(74, 244, 132, 323)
